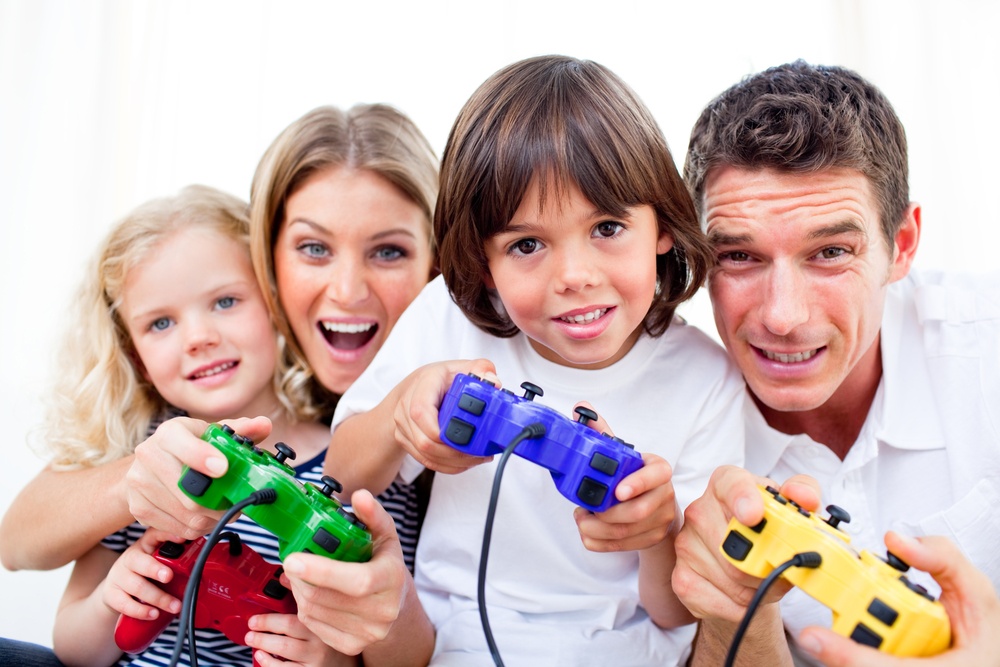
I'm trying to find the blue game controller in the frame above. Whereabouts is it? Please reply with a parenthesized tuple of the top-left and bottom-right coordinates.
(437, 373, 644, 512)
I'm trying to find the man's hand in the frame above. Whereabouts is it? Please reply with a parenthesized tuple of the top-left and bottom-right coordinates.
(798, 532, 1000, 667)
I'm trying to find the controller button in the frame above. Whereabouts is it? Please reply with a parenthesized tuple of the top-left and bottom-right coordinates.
(313, 528, 342, 555)
(765, 485, 780, 497)
(221, 424, 235, 435)
(576, 477, 609, 508)
(180, 469, 213, 497)
(458, 393, 486, 416)
(158, 541, 187, 559)
(797, 508, 811, 518)
(444, 418, 475, 446)
(825, 505, 851, 529)
(501, 388, 515, 396)
(263, 579, 290, 600)
(749, 518, 767, 533)
(274, 442, 297, 464)
(773, 495, 788, 505)
(520, 382, 544, 401)
(574, 406, 598, 425)
(900, 576, 935, 601)
(867, 598, 899, 627)
(849, 623, 883, 648)
(319, 476, 343, 497)
(885, 551, 911, 573)
(721, 531, 754, 561)
(589, 452, 619, 476)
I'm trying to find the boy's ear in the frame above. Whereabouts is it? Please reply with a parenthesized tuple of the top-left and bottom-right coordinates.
(656, 231, 675, 255)
(888, 203, 921, 283)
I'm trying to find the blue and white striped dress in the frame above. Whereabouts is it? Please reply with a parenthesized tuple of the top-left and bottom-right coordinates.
(103, 448, 422, 667)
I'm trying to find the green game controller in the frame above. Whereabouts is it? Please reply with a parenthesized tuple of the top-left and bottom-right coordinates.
(178, 423, 372, 562)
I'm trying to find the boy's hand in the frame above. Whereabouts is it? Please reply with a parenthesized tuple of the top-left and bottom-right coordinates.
(574, 452, 679, 552)
(392, 358, 498, 474)
(101, 528, 183, 620)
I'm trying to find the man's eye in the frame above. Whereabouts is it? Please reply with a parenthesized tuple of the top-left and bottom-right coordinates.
(818, 247, 847, 259)
(720, 251, 750, 262)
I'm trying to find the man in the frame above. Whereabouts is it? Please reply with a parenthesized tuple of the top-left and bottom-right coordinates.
(672, 60, 1000, 665)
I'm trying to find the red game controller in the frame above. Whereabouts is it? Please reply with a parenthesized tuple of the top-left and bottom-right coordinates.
(114, 533, 296, 663)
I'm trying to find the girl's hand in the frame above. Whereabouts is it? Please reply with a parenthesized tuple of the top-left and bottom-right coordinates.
(101, 528, 183, 620)
(574, 452, 679, 552)
(392, 358, 498, 475)
(126, 415, 271, 538)
(247, 613, 358, 667)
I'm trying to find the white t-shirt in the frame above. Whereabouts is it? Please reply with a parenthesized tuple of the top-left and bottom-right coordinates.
(334, 276, 746, 666)
(744, 269, 1000, 665)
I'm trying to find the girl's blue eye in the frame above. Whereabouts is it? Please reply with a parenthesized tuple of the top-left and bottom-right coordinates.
(216, 296, 236, 309)
(373, 245, 406, 261)
(151, 317, 172, 332)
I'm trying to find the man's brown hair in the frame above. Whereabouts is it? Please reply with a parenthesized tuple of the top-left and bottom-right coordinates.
(685, 60, 910, 246)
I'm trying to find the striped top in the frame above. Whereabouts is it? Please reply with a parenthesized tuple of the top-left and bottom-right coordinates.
(103, 448, 422, 666)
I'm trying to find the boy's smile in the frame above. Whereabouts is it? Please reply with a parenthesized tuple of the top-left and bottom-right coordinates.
(484, 176, 672, 370)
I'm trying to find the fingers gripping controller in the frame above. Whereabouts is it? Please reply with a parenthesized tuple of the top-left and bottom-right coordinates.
(438, 373, 644, 512)
(720, 485, 951, 657)
(114, 535, 296, 658)
(178, 423, 372, 562)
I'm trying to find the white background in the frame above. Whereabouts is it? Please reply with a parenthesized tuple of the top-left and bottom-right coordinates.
(2, 0, 998, 648)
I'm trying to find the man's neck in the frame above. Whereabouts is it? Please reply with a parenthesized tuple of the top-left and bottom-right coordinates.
(755, 337, 884, 461)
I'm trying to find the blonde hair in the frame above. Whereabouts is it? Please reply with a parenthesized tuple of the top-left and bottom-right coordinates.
(39, 185, 297, 469)
(250, 104, 439, 418)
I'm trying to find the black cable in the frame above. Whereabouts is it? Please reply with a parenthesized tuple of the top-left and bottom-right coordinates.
(724, 551, 822, 667)
(478, 423, 546, 667)
(168, 488, 278, 667)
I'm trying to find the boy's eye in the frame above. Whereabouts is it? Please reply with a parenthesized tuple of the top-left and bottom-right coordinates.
(150, 317, 172, 332)
(509, 238, 539, 256)
(216, 296, 237, 310)
(594, 221, 624, 238)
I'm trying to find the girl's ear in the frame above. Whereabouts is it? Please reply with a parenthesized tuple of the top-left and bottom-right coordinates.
(483, 270, 496, 290)
(656, 231, 675, 255)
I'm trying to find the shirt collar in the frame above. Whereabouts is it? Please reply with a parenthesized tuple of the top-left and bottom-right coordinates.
(875, 277, 947, 452)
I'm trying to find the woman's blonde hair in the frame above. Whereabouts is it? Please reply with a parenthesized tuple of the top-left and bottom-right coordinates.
(249, 104, 438, 418)
(38, 185, 298, 469)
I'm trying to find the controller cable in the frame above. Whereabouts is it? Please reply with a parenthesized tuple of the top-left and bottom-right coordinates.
(168, 488, 278, 667)
(478, 423, 547, 667)
(724, 551, 822, 667)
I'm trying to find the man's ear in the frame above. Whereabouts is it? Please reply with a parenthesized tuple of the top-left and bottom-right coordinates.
(888, 202, 921, 283)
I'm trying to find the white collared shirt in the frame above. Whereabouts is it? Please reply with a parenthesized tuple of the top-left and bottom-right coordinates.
(744, 269, 1000, 664)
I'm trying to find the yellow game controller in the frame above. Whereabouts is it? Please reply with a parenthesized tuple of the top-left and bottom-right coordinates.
(721, 485, 951, 657)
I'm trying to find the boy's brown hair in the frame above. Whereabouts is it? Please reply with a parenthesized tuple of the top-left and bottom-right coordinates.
(436, 55, 712, 337)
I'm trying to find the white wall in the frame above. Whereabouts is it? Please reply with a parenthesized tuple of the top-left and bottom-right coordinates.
(2, 0, 998, 646)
